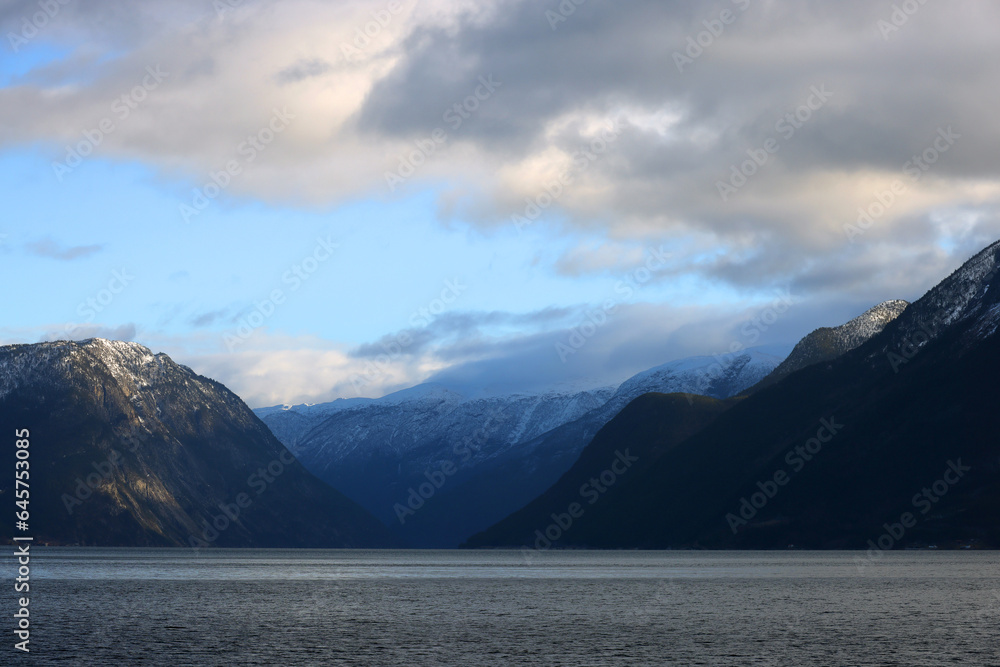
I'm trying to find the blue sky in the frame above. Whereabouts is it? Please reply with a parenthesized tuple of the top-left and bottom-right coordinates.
(3, 1, 999, 406)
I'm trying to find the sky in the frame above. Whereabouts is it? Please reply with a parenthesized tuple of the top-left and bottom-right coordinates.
(2, 0, 1000, 407)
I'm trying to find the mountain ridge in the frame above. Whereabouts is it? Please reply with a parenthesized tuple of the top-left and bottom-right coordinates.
(749, 300, 909, 392)
(0, 338, 395, 548)
(469, 240, 1000, 550)
(256, 346, 789, 546)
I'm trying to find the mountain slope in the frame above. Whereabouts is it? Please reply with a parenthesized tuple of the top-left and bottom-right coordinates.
(0, 339, 394, 548)
(256, 347, 785, 547)
(258, 384, 617, 547)
(477, 241, 1000, 550)
(748, 300, 908, 392)
(423, 347, 788, 543)
(464, 392, 730, 549)
(257, 383, 616, 455)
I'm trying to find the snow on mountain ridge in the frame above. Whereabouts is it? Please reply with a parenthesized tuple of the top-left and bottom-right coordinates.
(832, 300, 910, 346)
(616, 347, 786, 398)
(0, 338, 166, 401)
(852, 240, 1000, 364)
(750, 300, 909, 392)
(897, 240, 1000, 341)
(251, 346, 788, 546)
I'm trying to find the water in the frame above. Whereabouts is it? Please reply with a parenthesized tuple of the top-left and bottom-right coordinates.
(3, 549, 998, 665)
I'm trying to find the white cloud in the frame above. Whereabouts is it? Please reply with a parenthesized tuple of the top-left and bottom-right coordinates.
(4, 0, 1000, 397)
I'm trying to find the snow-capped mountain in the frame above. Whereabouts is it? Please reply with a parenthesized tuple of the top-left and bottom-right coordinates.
(254, 346, 788, 546)
(614, 346, 788, 407)
(866, 240, 1000, 355)
(752, 300, 909, 392)
(0, 338, 394, 548)
(471, 240, 1000, 550)
(255, 382, 615, 455)
(255, 383, 619, 545)
(501, 346, 791, 484)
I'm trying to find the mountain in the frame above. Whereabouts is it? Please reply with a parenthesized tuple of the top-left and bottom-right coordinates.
(466, 305, 908, 549)
(464, 392, 731, 549)
(256, 382, 616, 454)
(255, 346, 787, 546)
(256, 383, 616, 547)
(470, 241, 1000, 550)
(0, 339, 394, 548)
(618, 346, 787, 401)
(748, 300, 909, 392)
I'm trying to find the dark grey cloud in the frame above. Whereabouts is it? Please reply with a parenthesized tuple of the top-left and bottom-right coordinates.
(356, 0, 695, 149)
(350, 0, 1000, 299)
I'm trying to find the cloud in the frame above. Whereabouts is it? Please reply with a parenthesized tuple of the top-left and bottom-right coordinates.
(171, 291, 901, 406)
(189, 308, 232, 327)
(0, 270, 926, 407)
(25, 237, 104, 260)
(37, 322, 137, 343)
(348, 307, 577, 360)
(274, 58, 332, 84)
(2, 0, 1000, 311)
(183, 347, 374, 408)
